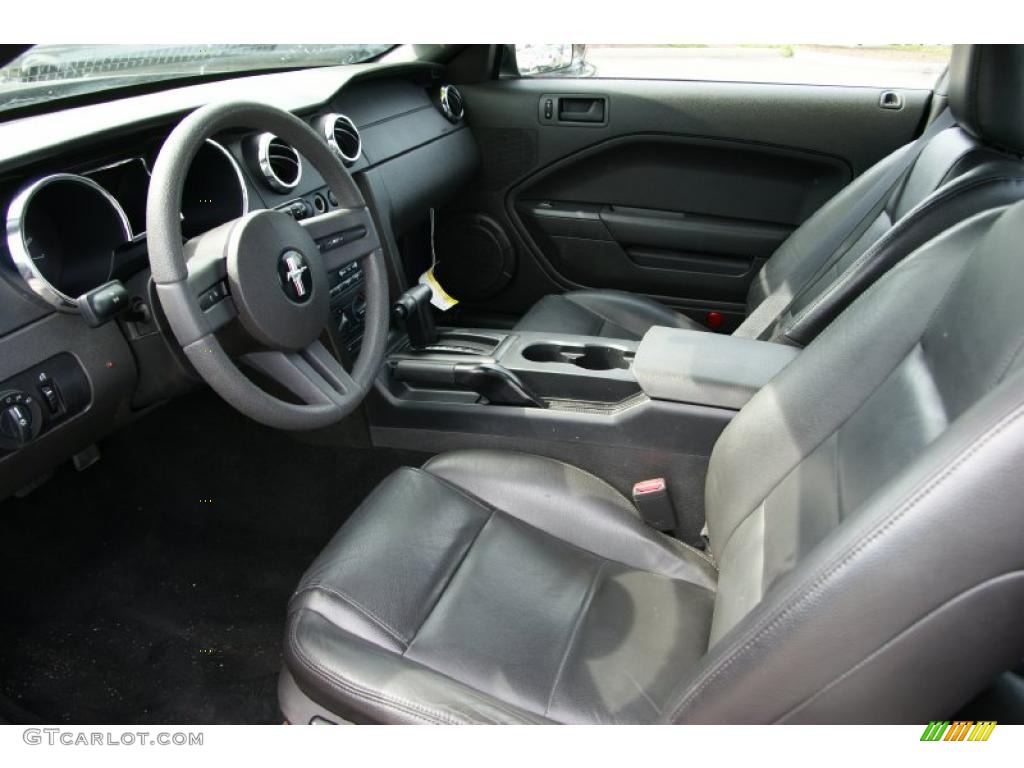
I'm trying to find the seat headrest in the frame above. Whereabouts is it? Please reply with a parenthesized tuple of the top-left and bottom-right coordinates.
(948, 44, 1024, 156)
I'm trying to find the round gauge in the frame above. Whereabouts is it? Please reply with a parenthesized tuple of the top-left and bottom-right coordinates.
(180, 139, 249, 240)
(6, 174, 132, 311)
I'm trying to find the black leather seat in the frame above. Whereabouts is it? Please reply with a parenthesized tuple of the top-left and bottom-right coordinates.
(282, 451, 717, 724)
(515, 44, 1024, 346)
(282, 200, 1024, 724)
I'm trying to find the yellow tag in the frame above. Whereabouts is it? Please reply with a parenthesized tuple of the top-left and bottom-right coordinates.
(418, 266, 458, 311)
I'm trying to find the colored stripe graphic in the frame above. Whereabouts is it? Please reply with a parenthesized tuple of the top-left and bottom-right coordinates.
(920, 720, 996, 741)
(968, 721, 997, 741)
(944, 721, 972, 741)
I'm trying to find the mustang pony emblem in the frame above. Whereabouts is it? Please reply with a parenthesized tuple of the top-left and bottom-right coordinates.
(278, 250, 313, 303)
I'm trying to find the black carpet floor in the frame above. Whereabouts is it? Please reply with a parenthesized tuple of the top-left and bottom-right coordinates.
(0, 391, 427, 724)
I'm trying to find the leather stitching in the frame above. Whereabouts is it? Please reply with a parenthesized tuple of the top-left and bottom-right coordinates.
(416, 463, 713, 582)
(291, 609, 552, 724)
(405, 509, 495, 653)
(544, 561, 606, 716)
(773, 570, 1024, 723)
(285, 616, 464, 724)
(297, 583, 409, 647)
(420, 455, 639, 518)
(668, 399, 1024, 722)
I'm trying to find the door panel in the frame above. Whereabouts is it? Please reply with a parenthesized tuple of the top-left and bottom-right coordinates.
(513, 133, 850, 311)
(444, 77, 933, 325)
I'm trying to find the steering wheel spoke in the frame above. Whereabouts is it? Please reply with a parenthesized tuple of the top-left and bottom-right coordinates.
(299, 207, 380, 272)
(180, 219, 241, 334)
(242, 340, 360, 409)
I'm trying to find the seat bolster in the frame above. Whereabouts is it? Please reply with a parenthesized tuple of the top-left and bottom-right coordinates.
(778, 164, 1024, 346)
(515, 290, 703, 340)
(289, 586, 405, 653)
(745, 145, 916, 317)
(423, 450, 717, 589)
(285, 609, 551, 724)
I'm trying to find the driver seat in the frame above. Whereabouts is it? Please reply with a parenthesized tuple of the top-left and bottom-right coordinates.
(280, 202, 1024, 724)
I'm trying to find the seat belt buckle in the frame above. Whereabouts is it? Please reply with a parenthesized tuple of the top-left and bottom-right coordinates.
(631, 478, 676, 533)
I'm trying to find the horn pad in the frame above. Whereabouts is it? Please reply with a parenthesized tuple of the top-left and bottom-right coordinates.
(226, 210, 329, 350)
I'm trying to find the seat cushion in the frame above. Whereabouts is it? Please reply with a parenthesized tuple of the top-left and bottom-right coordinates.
(514, 289, 704, 340)
(284, 450, 718, 724)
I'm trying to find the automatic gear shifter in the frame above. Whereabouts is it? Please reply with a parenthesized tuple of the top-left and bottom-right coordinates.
(392, 284, 439, 348)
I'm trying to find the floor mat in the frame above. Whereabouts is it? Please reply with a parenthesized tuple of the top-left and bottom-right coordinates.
(0, 391, 428, 724)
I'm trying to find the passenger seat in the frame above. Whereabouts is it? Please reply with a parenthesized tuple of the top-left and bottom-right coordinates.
(515, 44, 1024, 346)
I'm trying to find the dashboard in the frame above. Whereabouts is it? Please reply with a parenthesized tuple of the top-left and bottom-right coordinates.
(0, 60, 479, 499)
(6, 139, 247, 310)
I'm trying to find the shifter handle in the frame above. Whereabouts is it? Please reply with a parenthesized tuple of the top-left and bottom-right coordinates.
(392, 284, 439, 348)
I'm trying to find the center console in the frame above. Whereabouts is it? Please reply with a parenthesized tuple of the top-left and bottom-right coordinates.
(385, 329, 641, 407)
(326, 261, 367, 360)
(365, 287, 801, 543)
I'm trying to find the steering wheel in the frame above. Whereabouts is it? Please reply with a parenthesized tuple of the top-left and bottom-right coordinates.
(146, 102, 389, 430)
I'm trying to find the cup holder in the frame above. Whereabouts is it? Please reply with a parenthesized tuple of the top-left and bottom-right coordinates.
(522, 342, 633, 371)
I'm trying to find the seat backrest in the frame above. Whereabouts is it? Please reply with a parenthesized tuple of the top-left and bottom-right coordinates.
(734, 44, 1024, 347)
(667, 201, 1024, 723)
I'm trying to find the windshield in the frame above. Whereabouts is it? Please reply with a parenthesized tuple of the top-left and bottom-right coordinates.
(0, 44, 394, 114)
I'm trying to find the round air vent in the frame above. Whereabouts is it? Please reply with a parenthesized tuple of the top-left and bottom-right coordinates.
(320, 113, 362, 165)
(255, 133, 302, 193)
(437, 84, 465, 123)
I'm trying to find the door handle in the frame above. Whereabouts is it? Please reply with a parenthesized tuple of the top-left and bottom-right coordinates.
(559, 97, 605, 123)
(538, 94, 608, 126)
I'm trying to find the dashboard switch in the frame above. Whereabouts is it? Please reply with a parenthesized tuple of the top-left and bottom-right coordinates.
(77, 280, 131, 327)
(0, 389, 42, 450)
(198, 281, 229, 311)
(39, 381, 61, 415)
(1, 403, 33, 446)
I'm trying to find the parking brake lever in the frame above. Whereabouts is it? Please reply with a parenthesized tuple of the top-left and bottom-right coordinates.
(392, 284, 438, 348)
(391, 359, 545, 408)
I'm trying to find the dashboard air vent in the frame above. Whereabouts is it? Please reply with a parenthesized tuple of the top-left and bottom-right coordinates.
(321, 113, 362, 164)
(256, 133, 302, 193)
(437, 84, 465, 123)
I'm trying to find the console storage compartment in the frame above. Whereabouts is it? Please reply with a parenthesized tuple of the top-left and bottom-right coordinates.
(633, 326, 799, 410)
